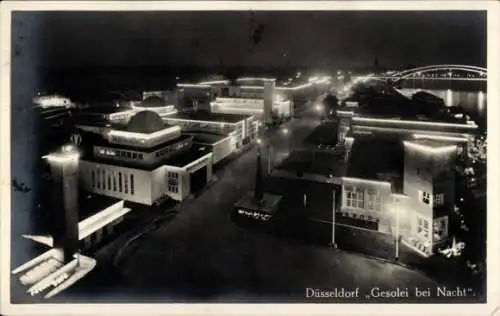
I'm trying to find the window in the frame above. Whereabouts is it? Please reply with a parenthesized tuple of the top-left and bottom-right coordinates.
(344, 186, 365, 209)
(132, 153, 137, 159)
(420, 191, 431, 205)
(126, 152, 131, 158)
(167, 171, 179, 193)
(107, 173, 111, 191)
(101, 169, 105, 189)
(113, 173, 117, 192)
(417, 216, 430, 239)
(434, 193, 444, 206)
(91, 170, 95, 188)
(124, 173, 128, 194)
(130, 174, 135, 195)
(138, 154, 143, 160)
(433, 217, 448, 241)
(118, 172, 122, 192)
(96, 169, 101, 189)
(366, 190, 382, 212)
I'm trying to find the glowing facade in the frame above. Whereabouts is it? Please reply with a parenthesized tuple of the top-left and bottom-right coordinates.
(77, 110, 214, 205)
(402, 140, 457, 256)
(163, 112, 259, 151)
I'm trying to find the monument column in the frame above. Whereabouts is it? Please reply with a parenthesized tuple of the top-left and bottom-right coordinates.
(263, 79, 276, 126)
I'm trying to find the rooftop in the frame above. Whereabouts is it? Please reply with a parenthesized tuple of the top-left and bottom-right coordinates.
(93, 133, 193, 153)
(187, 132, 229, 145)
(164, 144, 212, 168)
(75, 106, 133, 115)
(304, 121, 339, 146)
(275, 150, 348, 178)
(346, 136, 404, 193)
(165, 111, 252, 123)
(140, 96, 167, 108)
(78, 194, 123, 221)
(82, 143, 210, 171)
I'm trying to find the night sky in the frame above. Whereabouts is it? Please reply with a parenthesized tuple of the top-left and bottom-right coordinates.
(16, 10, 486, 70)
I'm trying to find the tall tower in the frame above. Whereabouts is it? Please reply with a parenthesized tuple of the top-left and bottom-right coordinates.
(263, 79, 276, 125)
(43, 144, 80, 263)
(403, 139, 457, 255)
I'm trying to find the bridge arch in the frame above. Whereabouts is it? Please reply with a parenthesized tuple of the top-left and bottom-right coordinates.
(392, 64, 487, 80)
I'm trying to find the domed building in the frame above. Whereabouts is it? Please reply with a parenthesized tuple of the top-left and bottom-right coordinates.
(126, 110, 166, 134)
(76, 109, 215, 206)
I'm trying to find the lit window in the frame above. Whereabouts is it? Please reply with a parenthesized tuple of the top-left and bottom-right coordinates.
(366, 193, 382, 212)
(434, 193, 444, 206)
(417, 216, 430, 239)
(433, 217, 448, 241)
(420, 191, 431, 205)
(344, 186, 365, 209)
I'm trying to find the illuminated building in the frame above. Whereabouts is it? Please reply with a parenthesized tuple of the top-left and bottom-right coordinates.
(176, 76, 332, 122)
(270, 113, 468, 257)
(163, 111, 259, 151)
(74, 96, 177, 125)
(33, 94, 74, 109)
(77, 110, 214, 205)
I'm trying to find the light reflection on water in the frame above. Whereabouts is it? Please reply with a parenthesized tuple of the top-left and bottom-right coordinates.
(401, 88, 487, 128)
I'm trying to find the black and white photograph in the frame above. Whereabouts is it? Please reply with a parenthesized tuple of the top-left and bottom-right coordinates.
(1, 1, 499, 315)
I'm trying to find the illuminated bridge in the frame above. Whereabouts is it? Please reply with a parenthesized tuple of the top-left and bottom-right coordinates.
(355, 64, 487, 82)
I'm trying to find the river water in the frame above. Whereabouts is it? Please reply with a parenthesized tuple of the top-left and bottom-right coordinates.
(400, 88, 487, 130)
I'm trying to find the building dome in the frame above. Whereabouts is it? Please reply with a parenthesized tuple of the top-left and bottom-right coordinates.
(126, 110, 165, 134)
(140, 96, 166, 108)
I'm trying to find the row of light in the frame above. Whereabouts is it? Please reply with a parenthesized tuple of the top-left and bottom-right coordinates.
(108, 125, 181, 140)
(353, 117, 478, 129)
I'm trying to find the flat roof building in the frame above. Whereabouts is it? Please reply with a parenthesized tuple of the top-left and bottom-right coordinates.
(164, 111, 259, 152)
(74, 109, 214, 206)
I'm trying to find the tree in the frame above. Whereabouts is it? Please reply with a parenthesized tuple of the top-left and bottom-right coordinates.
(323, 94, 339, 116)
